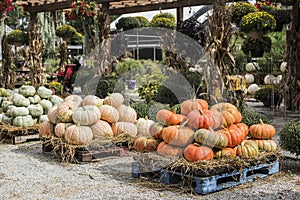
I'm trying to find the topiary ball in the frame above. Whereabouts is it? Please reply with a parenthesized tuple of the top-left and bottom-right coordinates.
(279, 120, 300, 156)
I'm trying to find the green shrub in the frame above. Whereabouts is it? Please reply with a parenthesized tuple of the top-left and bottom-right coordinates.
(134, 16, 149, 27)
(148, 102, 169, 121)
(152, 12, 175, 22)
(116, 59, 145, 81)
(131, 101, 150, 119)
(239, 107, 271, 127)
(6, 30, 27, 45)
(150, 12, 175, 29)
(95, 76, 125, 98)
(170, 104, 181, 114)
(116, 17, 141, 31)
(254, 86, 280, 107)
(230, 2, 258, 24)
(279, 120, 300, 156)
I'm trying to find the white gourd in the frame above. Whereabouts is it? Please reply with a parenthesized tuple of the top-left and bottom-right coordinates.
(28, 104, 44, 117)
(28, 95, 41, 104)
(244, 74, 255, 84)
(2, 114, 13, 125)
(12, 93, 30, 107)
(6, 105, 16, 117)
(18, 85, 36, 97)
(264, 75, 275, 85)
(280, 62, 287, 72)
(13, 115, 35, 127)
(11, 107, 30, 117)
(37, 86, 53, 99)
(247, 84, 260, 95)
(39, 99, 53, 114)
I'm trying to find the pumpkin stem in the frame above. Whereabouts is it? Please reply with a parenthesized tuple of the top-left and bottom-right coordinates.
(172, 108, 177, 114)
(180, 119, 189, 128)
(208, 127, 214, 132)
(259, 119, 264, 125)
(199, 108, 204, 115)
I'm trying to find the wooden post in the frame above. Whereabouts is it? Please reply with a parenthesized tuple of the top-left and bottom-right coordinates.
(292, 2, 300, 32)
(176, 6, 184, 28)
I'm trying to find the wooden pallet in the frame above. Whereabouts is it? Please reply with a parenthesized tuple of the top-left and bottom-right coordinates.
(0, 124, 39, 144)
(3, 134, 40, 144)
(42, 142, 128, 163)
(132, 161, 280, 194)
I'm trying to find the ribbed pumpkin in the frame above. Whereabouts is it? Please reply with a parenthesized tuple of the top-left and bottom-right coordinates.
(133, 137, 160, 152)
(161, 125, 194, 147)
(64, 94, 82, 108)
(183, 143, 214, 162)
(103, 93, 124, 108)
(157, 142, 184, 156)
(37, 86, 53, 99)
(187, 109, 222, 130)
(233, 123, 249, 138)
(214, 147, 236, 159)
(72, 105, 101, 126)
(112, 122, 137, 137)
(194, 129, 228, 149)
(136, 117, 155, 137)
(117, 104, 137, 122)
(219, 125, 246, 147)
(64, 125, 93, 145)
(249, 120, 276, 139)
(19, 85, 36, 97)
(13, 115, 35, 127)
(156, 109, 187, 125)
(81, 95, 104, 107)
(180, 98, 209, 115)
(28, 104, 44, 118)
(99, 105, 119, 123)
(38, 121, 52, 138)
(10, 107, 29, 117)
(210, 103, 242, 127)
(235, 140, 259, 157)
(39, 99, 53, 114)
(149, 122, 164, 140)
(90, 120, 113, 138)
(57, 101, 74, 123)
(252, 139, 277, 152)
(47, 106, 61, 124)
(12, 93, 30, 107)
(54, 123, 73, 138)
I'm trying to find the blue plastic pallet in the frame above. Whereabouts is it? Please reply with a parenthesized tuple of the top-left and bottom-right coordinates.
(132, 161, 280, 194)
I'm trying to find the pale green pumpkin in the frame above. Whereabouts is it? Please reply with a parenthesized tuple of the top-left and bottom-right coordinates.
(6, 105, 16, 117)
(12, 93, 30, 107)
(19, 85, 36, 97)
(13, 115, 35, 127)
(2, 114, 13, 125)
(37, 86, 53, 99)
(28, 95, 41, 104)
(39, 99, 53, 114)
(2, 101, 13, 112)
(11, 107, 30, 117)
(28, 104, 44, 117)
(0, 88, 11, 97)
(50, 95, 64, 105)
(39, 115, 49, 123)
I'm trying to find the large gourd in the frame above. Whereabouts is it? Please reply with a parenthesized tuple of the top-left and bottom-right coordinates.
(13, 115, 35, 127)
(19, 85, 36, 97)
(12, 93, 30, 107)
(64, 125, 93, 145)
(28, 104, 44, 117)
(37, 86, 53, 99)
(90, 120, 113, 138)
(194, 129, 228, 149)
(72, 105, 101, 126)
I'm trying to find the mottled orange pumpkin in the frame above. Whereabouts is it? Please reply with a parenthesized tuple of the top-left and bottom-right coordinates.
(156, 109, 187, 125)
(149, 123, 164, 140)
(183, 143, 214, 162)
(162, 126, 194, 147)
(214, 147, 236, 159)
(187, 109, 222, 130)
(180, 98, 209, 115)
(210, 103, 242, 127)
(133, 137, 160, 152)
(249, 120, 276, 139)
(157, 142, 184, 156)
(235, 140, 259, 157)
(232, 123, 249, 138)
(194, 129, 228, 149)
(219, 125, 246, 147)
(251, 139, 277, 152)
(38, 121, 52, 138)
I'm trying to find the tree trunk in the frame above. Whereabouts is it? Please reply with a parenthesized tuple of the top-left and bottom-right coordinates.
(27, 12, 44, 87)
(0, 13, 6, 87)
(2, 35, 15, 89)
(58, 40, 67, 71)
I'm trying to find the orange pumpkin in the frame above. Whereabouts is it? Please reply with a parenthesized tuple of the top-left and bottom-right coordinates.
(99, 105, 119, 123)
(149, 123, 164, 140)
(219, 125, 246, 147)
(214, 147, 236, 159)
(90, 120, 113, 138)
(157, 142, 184, 156)
(232, 123, 249, 138)
(162, 125, 194, 147)
(235, 140, 259, 157)
(251, 139, 277, 152)
(103, 93, 124, 108)
(183, 143, 214, 162)
(54, 122, 73, 138)
(38, 121, 52, 138)
(133, 137, 160, 152)
(187, 109, 222, 130)
(111, 122, 137, 137)
(156, 109, 187, 126)
(249, 120, 276, 139)
(210, 103, 242, 127)
(180, 98, 209, 115)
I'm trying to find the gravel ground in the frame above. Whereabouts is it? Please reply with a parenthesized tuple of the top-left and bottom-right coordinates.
(0, 141, 299, 200)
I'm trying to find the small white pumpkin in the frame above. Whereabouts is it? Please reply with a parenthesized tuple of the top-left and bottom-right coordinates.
(136, 117, 155, 137)
(6, 105, 16, 117)
(12, 93, 30, 107)
(11, 107, 30, 117)
(72, 105, 101, 126)
(280, 62, 287, 72)
(28, 104, 44, 117)
(117, 104, 137, 122)
(247, 84, 260, 95)
(39, 115, 49, 123)
(64, 94, 82, 108)
(19, 85, 36, 97)
(50, 95, 64, 105)
(2, 114, 13, 124)
(13, 115, 35, 127)
(39, 99, 53, 114)
(81, 95, 104, 107)
(37, 86, 53, 99)
(264, 75, 275, 85)
(28, 95, 41, 104)
(244, 74, 255, 84)
(245, 62, 259, 72)
(1, 101, 13, 112)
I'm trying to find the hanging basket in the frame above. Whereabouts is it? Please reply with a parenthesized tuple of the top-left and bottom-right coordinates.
(251, 49, 265, 57)
(248, 30, 264, 39)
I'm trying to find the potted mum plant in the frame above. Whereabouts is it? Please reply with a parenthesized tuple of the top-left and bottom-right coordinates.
(230, 2, 258, 25)
(6, 30, 28, 46)
(242, 36, 272, 57)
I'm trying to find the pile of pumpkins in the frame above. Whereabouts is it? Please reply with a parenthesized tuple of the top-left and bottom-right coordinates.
(0, 85, 63, 127)
(38, 93, 148, 145)
(132, 99, 278, 162)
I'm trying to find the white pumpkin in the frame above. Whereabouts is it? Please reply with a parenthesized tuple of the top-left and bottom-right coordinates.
(81, 95, 104, 107)
(18, 85, 36, 97)
(10, 107, 30, 117)
(2, 114, 13, 124)
(6, 105, 16, 117)
(54, 122, 73, 138)
(64, 95, 82, 108)
(39, 99, 53, 114)
(39, 115, 49, 123)
(50, 95, 64, 105)
(264, 75, 275, 85)
(245, 62, 259, 72)
(12, 93, 30, 107)
(72, 105, 101, 126)
(37, 86, 53, 99)
(1, 101, 13, 112)
(247, 84, 260, 95)
(28, 95, 41, 104)
(64, 125, 93, 145)
(90, 120, 113, 138)
(13, 115, 35, 127)
(280, 62, 287, 72)
(136, 117, 155, 137)
(0, 113, 3, 123)
(273, 75, 282, 85)
(28, 104, 44, 117)
(117, 104, 137, 122)
(244, 74, 255, 84)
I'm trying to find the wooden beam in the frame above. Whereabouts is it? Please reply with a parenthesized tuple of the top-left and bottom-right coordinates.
(110, 0, 213, 15)
(176, 6, 183, 27)
(26, 0, 73, 13)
